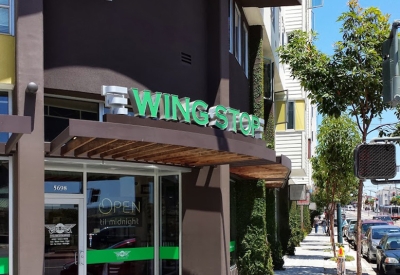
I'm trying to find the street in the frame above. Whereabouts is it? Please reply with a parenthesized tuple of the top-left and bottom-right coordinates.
(342, 207, 400, 274)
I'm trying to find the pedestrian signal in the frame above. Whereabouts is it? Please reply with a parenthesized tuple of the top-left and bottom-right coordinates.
(354, 143, 397, 180)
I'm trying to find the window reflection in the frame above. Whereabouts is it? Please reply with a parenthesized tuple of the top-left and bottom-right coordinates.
(87, 173, 154, 275)
(160, 176, 179, 275)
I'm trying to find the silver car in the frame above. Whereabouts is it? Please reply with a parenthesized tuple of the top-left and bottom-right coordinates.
(361, 225, 400, 262)
(347, 223, 357, 244)
(344, 219, 357, 239)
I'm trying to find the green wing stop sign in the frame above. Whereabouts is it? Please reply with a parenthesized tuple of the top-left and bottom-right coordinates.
(102, 86, 265, 139)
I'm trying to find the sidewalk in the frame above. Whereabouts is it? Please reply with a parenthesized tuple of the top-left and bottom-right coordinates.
(274, 231, 376, 275)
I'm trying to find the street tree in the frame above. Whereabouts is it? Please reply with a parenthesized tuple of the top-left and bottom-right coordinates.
(278, 1, 390, 273)
(311, 115, 360, 255)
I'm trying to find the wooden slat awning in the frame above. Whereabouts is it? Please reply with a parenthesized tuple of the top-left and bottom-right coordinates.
(47, 115, 291, 187)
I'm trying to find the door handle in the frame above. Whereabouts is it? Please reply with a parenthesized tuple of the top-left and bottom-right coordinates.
(79, 251, 84, 265)
(74, 252, 78, 265)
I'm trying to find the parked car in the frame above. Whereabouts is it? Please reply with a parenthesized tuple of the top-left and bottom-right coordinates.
(343, 219, 357, 239)
(361, 225, 400, 262)
(347, 223, 357, 244)
(353, 219, 389, 250)
(373, 215, 395, 225)
(376, 232, 400, 275)
(346, 205, 355, 211)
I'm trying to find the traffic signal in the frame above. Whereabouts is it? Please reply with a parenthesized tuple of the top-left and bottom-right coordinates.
(382, 21, 400, 105)
(354, 143, 397, 179)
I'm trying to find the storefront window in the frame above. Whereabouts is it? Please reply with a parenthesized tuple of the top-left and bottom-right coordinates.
(160, 175, 179, 275)
(230, 180, 237, 269)
(86, 173, 154, 275)
(0, 161, 9, 275)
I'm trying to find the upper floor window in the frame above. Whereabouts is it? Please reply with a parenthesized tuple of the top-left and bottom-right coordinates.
(263, 59, 274, 99)
(234, 4, 241, 62)
(229, 1, 248, 77)
(271, 7, 275, 32)
(287, 101, 295, 130)
(44, 96, 99, 142)
(0, 91, 9, 142)
(0, 0, 13, 35)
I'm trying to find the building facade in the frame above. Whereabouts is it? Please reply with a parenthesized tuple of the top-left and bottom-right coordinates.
(274, 2, 318, 192)
(0, 0, 301, 274)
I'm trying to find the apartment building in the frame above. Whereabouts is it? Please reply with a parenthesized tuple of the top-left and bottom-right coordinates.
(274, 2, 318, 192)
(0, 0, 301, 274)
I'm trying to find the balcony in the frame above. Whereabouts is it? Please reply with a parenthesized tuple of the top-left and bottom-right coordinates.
(239, 0, 301, 8)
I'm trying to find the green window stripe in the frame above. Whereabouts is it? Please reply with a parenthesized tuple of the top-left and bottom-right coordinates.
(230, 241, 236, 252)
(87, 247, 154, 264)
(160, 246, 179, 260)
(87, 247, 180, 264)
(0, 257, 8, 274)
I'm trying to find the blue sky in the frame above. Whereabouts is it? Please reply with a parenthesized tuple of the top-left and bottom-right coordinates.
(313, 0, 400, 190)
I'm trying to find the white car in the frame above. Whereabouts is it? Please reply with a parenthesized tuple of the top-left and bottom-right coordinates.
(346, 205, 355, 211)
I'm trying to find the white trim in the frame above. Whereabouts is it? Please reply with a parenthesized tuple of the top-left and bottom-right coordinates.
(44, 197, 85, 273)
(0, 83, 14, 91)
(154, 170, 160, 274)
(45, 157, 192, 173)
(7, 89, 11, 115)
(9, 0, 13, 36)
(179, 172, 182, 275)
(45, 165, 155, 176)
(229, 0, 234, 54)
(7, 157, 12, 275)
(44, 93, 103, 104)
(243, 23, 248, 77)
(99, 103, 105, 122)
(234, 4, 241, 63)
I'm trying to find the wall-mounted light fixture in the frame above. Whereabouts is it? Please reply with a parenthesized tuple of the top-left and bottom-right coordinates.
(25, 82, 38, 94)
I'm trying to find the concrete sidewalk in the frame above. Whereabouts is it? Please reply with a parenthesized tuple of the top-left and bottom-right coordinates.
(274, 231, 376, 275)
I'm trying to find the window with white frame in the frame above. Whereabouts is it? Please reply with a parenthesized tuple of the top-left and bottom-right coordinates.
(0, 91, 10, 142)
(229, 0, 233, 53)
(234, 4, 241, 62)
(287, 101, 295, 130)
(229, 2, 248, 77)
(271, 7, 275, 32)
(242, 23, 248, 76)
(0, 0, 12, 35)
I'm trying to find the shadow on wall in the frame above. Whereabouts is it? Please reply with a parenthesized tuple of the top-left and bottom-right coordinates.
(182, 166, 231, 275)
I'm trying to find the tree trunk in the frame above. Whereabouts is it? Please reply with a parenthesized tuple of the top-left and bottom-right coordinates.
(329, 205, 336, 257)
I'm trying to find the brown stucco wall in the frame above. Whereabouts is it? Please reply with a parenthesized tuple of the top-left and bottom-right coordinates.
(14, 0, 45, 274)
(182, 166, 230, 275)
(229, 54, 250, 113)
(43, 0, 209, 102)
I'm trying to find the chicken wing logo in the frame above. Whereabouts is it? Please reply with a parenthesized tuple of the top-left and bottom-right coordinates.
(114, 250, 131, 260)
(45, 223, 76, 234)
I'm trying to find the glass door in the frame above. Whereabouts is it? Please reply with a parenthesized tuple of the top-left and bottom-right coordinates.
(159, 175, 180, 275)
(44, 198, 85, 275)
